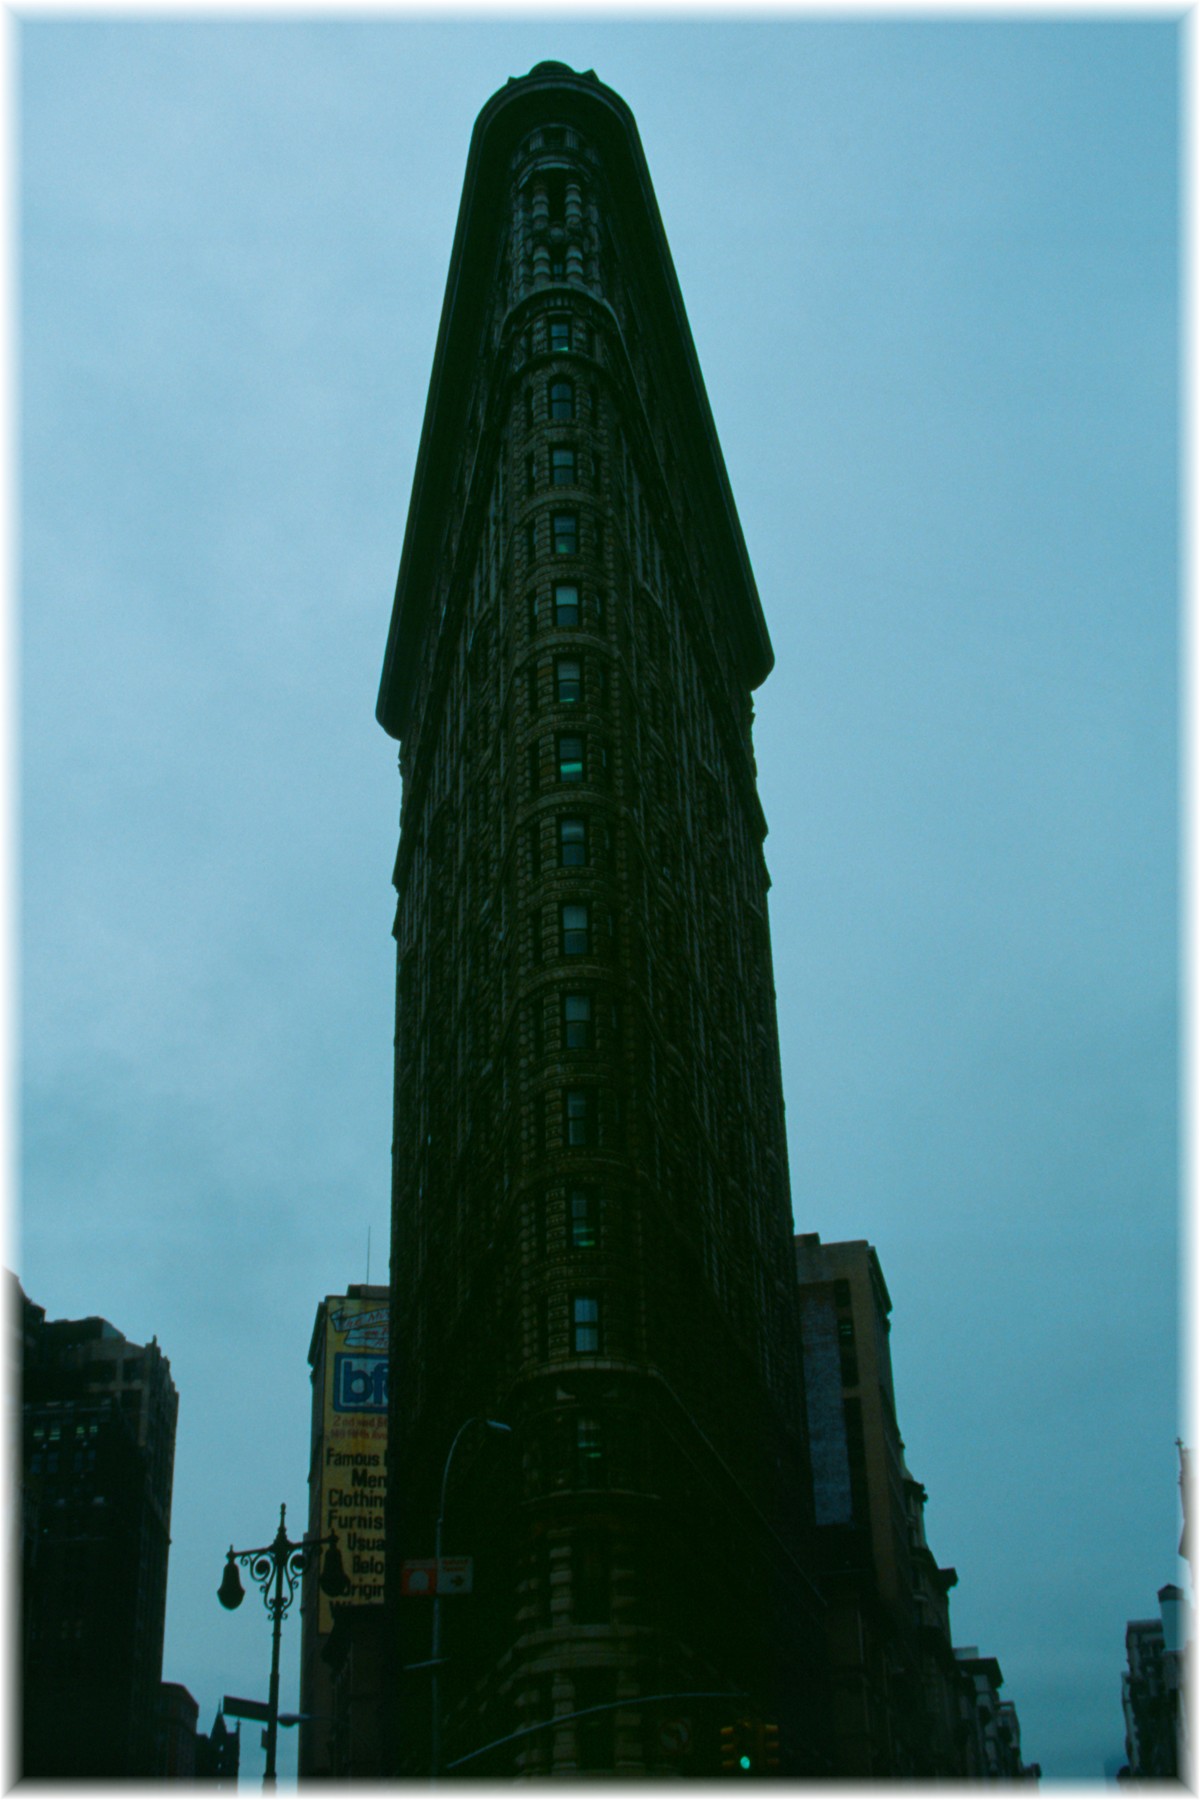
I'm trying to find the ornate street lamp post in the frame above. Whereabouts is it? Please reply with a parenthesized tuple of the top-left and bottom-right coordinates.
(217, 1502, 350, 1786)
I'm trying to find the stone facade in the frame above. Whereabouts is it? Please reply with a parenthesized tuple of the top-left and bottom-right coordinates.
(20, 1289, 178, 1777)
(377, 62, 829, 1778)
(794, 1232, 969, 1776)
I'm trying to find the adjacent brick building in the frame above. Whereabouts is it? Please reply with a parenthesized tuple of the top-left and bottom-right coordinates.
(19, 1283, 178, 1777)
(377, 61, 830, 1778)
(795, 1233, 964, 1775)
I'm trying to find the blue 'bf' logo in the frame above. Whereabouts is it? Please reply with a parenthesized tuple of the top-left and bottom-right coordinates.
(333, 1353, 388, 1413)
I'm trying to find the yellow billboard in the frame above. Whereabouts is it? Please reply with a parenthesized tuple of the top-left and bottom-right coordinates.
(317, 1294, 388, 1632)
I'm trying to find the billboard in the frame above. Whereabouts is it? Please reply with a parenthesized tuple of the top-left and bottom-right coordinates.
(316, 1294, 388, 1632)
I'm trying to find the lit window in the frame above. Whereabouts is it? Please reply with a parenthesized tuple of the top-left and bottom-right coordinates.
(559, 816, 587, 867)
(549, 317, 571, 353)
(565, 1089, 593, 1147)
(576, 1414, 603, 1480)
(550, 380, 574, 422)
(551, 447, 575, 486)
(556, 657, 582, 704)
(553, 513, 578, 555)
(561, 903, 590, 956)
(572, 1295, 600, 1353)
(557, 735, 584, 783)
(570, 1186, 598, 1248)
(554, 583, 580, 627)
(563, 993, 592, 1050)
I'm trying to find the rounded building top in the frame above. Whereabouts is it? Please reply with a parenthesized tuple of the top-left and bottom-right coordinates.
(527, 60, 576, 78)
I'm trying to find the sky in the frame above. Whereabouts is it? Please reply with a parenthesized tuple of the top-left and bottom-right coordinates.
(14, 10, 1180, 1783)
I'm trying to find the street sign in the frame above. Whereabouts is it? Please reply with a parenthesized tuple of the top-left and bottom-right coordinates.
(400, 1556, 475, 1595)
(221, 1695, 271, 1723)
(438, 1556, 474, 1594)
(401, 1559, 436, 1596)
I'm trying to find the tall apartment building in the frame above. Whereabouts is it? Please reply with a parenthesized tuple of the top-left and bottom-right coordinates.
(377, 62, 829, 1778)
(1121, 1587, 1189, 1780)
(19, 1283, 178, 1777)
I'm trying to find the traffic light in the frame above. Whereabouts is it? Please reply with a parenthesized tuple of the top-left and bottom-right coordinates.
(718, 1720, 754, 1773)
(718, 1719, 782, 1775)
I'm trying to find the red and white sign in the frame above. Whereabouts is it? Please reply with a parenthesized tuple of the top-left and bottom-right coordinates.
(400, 1559, 436, 1596)
(437, 1556, 473, 1595)
(400, 1556, 474, 1596)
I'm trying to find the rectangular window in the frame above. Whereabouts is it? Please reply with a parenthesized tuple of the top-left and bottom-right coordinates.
(549, 317, 571, 353)
(559, 816, 587, 867)
(561, 902, 590, 955)
(526, 453, 536, 493)
(525, 519, 537, 561)
(527, 662, 539, 714)
(550, 379, 574, 422)
(572, 1294, 600, 1353)
(563, 993, 592, 1051)
(528, 820, 541, 879)
(528, 592, 540, 635)
(553, 512, 578, 555)
(557, 734, 584, 783)
(556, 657, 582, 705)
(570, 1185, 598, 1248)
(576, 1413, 603, 1482)
(530, 909, 543, 965)
(574, 1668, 615, 1759)
(565, 1089, 593, 1147)
(528, 741, 540, 794)
(551, 446, 575, 486)
(553, 582, 580, 627)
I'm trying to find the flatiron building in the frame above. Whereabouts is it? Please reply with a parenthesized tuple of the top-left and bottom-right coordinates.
(378, 61, 829, 1777)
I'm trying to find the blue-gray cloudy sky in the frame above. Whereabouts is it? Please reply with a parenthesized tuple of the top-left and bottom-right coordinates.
(17, 14, 1178, 1782)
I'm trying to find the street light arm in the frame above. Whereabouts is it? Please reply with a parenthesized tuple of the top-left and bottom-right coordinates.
(437, 1415, 512, 1534)
(431, 1415, 512, 1777)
